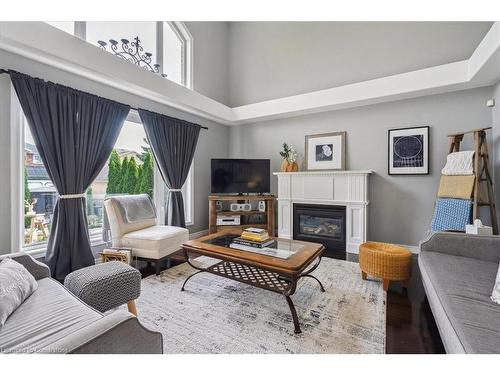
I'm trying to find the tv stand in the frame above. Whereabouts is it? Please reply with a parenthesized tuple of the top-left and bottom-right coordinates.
(208, 194, 276, 235)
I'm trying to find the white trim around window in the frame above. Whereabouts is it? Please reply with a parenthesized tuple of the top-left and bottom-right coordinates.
(10, 84, 24, 253)
(11, 101, 195, 254)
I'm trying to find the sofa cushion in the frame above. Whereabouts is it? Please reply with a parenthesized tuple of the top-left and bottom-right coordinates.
(492, 263, 500, 305)
(419, 251, 500, 353)
(0, 278, 101, 353)
(0, 258, 38, 326)
(122, 225, 189, 259)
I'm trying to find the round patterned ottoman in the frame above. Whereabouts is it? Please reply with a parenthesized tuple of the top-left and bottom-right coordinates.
(359, 242, 412, 291)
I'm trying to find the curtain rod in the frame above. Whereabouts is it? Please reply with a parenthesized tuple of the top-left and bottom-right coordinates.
(0, 69, 208, 130)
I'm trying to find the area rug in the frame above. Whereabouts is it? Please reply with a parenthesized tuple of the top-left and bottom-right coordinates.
(131, 256, 386, 354)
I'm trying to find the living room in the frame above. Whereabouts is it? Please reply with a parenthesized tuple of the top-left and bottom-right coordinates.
(1, 0, 500, 372)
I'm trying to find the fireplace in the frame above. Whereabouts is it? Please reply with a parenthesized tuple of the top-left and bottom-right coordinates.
(293, 203, 346, 258)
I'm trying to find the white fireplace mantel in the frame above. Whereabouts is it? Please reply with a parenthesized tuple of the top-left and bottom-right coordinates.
(273, 170, 372, 254)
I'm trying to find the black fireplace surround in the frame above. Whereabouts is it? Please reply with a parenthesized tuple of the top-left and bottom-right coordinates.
(293, 203, 346, 258)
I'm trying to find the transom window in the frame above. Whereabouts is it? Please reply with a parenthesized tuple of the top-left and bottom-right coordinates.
(45, 21, 192, 88)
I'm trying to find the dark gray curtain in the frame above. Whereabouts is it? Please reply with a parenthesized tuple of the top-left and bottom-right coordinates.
(10, 71, 130, 280)
(138, 109, 201, 227)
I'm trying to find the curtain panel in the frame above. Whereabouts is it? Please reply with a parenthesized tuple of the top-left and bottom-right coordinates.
(138, 109, 201, 227)
(10, 71, 130, 280)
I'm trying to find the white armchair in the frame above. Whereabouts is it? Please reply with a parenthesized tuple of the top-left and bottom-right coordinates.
(104, 194, 189, 275)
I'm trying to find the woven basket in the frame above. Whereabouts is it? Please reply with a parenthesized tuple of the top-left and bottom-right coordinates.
(359, 242, 412, 288)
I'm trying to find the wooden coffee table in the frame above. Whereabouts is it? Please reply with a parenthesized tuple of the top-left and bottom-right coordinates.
(181, 231, 325, 334)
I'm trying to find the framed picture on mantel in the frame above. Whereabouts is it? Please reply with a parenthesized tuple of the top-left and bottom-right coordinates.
(388, 126, 429, 175)
(305, 131, 346, 171)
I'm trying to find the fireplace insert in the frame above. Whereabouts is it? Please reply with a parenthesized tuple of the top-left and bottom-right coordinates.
(293, 203, 346, 258)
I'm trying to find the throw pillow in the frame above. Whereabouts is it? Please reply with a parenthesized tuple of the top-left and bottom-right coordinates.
(441, 151, 474, 175)
(0, 258, 38, 326)
(491, 263, 500, 305)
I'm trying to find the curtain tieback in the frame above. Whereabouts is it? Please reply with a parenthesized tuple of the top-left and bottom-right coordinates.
(59, 193, 86, 199)
(169, 189, 182, 192)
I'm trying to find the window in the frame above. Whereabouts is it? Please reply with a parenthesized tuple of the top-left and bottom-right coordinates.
(23, 121, 55, 247)
(86, 117, 154, 239)
(20, 110, 194, 250)
(44, 21, 192, 88)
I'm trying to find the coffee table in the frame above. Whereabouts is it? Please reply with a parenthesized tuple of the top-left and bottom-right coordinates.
(181, 231, 325, 334)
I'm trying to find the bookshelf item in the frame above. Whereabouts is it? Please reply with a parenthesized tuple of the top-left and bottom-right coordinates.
(233, 237, 275, 248)
(208, 195, 276, 235)
(241, 228, 270, 242)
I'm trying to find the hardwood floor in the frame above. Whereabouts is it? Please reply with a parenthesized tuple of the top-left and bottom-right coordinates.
(344, 252, 444, 353)
(139, 250, 445, 354)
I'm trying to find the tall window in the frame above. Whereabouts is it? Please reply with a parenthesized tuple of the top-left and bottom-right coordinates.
(22, 111, 193, 249)
(23, 115, 153, 247)
(45, 21, 191, 87)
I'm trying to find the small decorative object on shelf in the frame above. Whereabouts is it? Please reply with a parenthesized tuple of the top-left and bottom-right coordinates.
(279, 143, 299, 172)
(97, 36, 167, 78)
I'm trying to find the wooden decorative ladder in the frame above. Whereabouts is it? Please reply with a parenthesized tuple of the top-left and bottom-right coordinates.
(447, 127, 498, 235)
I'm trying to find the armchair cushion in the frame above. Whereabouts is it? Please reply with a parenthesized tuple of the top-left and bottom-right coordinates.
(122, 225, 189, 259)
(104, 196, 157, 247)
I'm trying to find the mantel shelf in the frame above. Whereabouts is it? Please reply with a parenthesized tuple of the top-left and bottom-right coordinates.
(273, 170, 373, 176)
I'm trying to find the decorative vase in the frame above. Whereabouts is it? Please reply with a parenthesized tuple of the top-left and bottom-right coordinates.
(280, 159, 299, 172)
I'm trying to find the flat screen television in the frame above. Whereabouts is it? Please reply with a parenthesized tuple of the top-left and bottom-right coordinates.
(211, 159, 270, 194)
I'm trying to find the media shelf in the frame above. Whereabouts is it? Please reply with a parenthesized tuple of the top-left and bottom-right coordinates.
(208, 194, 276, 235)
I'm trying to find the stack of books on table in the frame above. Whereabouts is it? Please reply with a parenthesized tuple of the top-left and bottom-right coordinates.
(232, 228, 275, 248)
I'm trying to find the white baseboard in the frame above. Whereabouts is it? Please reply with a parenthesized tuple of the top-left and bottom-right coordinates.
(189, 229, 209, 239)
(400, 244, 420, 254)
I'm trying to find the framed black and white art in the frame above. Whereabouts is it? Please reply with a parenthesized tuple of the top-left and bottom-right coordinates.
(388, 126, 429, 175)
(305, 131, 346, 171)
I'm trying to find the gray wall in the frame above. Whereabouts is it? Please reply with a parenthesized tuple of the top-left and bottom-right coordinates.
(186, 22, 229, 106)
(227, 22, 492, 106)
(229, 87, 493, 246)
(493, 81, 500, 224)
(0, 50, 230, 254)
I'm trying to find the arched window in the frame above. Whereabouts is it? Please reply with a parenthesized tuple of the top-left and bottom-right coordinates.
(46, 21, 193, 88)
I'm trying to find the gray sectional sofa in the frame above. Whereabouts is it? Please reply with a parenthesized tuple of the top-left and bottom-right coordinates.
(419, 232, 500, 354)
(0, 253, 163, 354)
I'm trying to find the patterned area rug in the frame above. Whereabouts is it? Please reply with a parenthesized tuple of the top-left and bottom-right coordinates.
(132, 256, 386, 353)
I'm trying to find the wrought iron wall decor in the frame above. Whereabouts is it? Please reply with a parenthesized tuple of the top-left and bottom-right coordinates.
(97, 36, 167, 78)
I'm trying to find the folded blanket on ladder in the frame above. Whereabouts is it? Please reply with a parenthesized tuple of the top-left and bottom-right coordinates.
(441, 151, 475, 175)
(431, 198, 472, 232)
(437, 175, 475, 199)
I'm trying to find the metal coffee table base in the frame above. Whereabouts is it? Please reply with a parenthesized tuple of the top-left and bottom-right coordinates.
(181, 252, 325, 334)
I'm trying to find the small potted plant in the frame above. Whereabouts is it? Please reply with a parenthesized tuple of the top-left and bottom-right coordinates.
(279, 143, 299, 172)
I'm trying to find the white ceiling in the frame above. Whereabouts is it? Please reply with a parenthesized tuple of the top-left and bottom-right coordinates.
(228, 22, 494, 106)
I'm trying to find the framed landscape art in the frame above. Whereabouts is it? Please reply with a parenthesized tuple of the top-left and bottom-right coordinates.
(388, 126, 429, 175)
(305, 131, 346, 171)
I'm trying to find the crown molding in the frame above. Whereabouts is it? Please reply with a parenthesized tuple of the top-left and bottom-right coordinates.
(1, 22, 499, 127)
